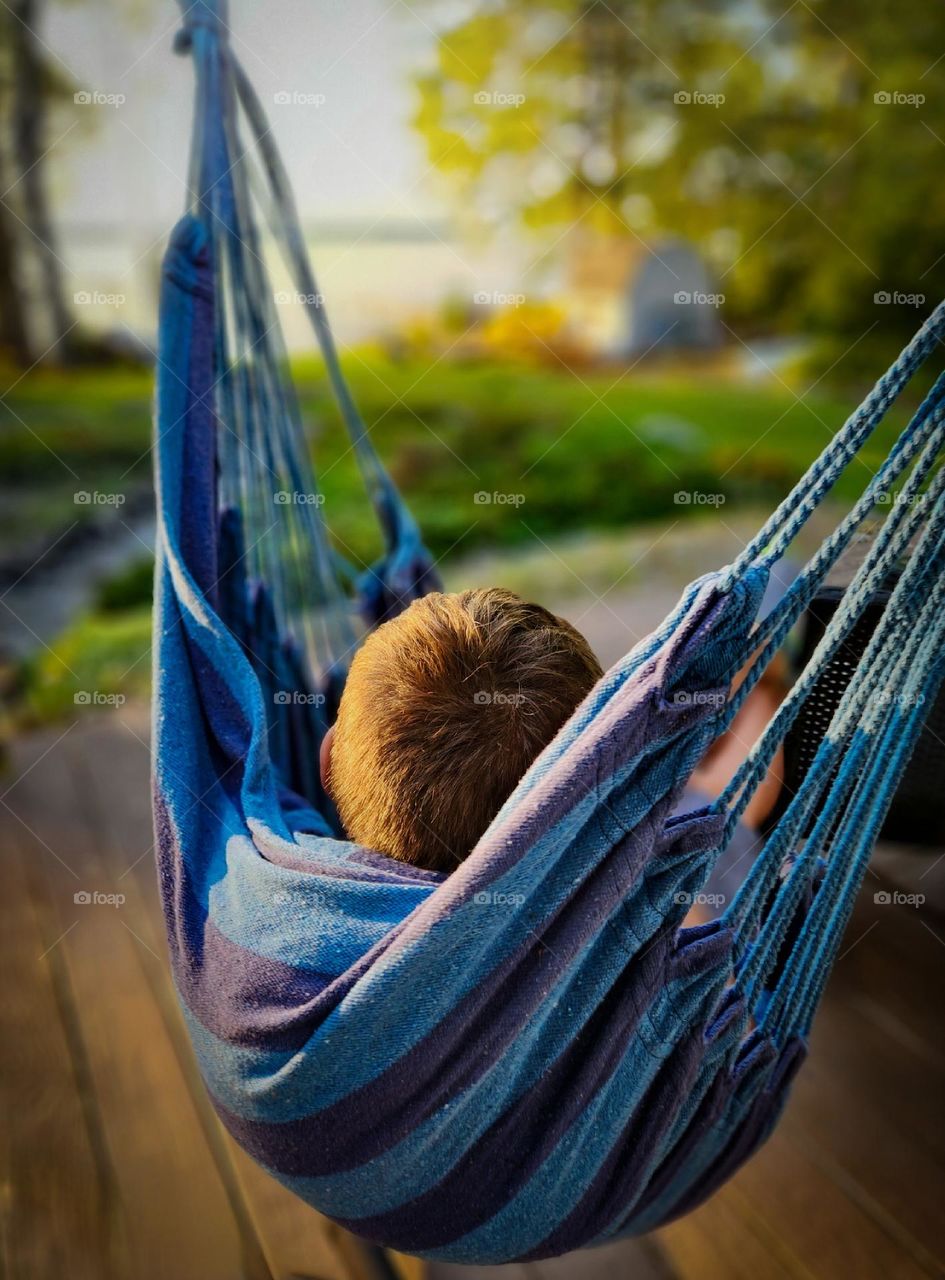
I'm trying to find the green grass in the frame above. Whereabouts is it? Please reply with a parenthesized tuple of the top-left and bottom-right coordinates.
(0, 354, 910, 565)
(0, 364, 154, 482)
(0, 364, 154, 553)
(18, 607, 152, 724)
(4, 353, 912, 728)
(290, 355, 909, 563)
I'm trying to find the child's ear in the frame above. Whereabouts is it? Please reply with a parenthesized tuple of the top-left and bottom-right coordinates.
(319, 724, 335, 797)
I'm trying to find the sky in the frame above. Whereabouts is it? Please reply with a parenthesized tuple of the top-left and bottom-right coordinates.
(36, 0, 530, 347)
(45, 0, 447, 232)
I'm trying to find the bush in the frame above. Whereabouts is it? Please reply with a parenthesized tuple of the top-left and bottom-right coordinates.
(95, 556, 154, 612)
(20, 608, 152, 724)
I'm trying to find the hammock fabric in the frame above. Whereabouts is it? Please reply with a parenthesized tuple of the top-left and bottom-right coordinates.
(154, 0, 945, 1263)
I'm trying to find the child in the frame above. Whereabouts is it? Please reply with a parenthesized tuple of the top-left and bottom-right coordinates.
(320, 587, 782, 877)
(322, 589, 603, 872)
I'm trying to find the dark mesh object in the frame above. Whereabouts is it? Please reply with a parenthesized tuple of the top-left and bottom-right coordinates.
(784, 584, 945, 846)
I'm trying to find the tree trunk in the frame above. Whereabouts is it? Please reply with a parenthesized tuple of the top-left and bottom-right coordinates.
(9, 0, 74, 362)
(0, 133, 35, 364)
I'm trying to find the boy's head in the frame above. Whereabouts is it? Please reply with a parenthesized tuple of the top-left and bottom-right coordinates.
(322, 589, 603, 873)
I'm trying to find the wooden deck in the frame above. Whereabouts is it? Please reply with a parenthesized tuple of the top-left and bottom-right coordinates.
(2, 708, 943, 1280)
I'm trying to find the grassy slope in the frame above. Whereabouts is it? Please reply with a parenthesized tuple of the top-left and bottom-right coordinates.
(293, 356, 901, 561)
(1, 355, 904, 563)
(4, 355, 906, 724)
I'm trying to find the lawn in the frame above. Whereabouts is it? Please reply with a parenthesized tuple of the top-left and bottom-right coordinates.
(5, 351, 913, 727)
(3, 350, 911, 732)
(0, 352, 909, 570)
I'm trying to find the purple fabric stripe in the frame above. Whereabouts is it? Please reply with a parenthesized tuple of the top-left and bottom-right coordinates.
(331, 928, 681, 1253)
(651, 1036, 804, 1228)
(177, 223, 218, 601)
(590, 986, 757, 1235)
(173, 914, 335, 1050)
(519, 1024, 711, 1260)
(533, 994, 785, 1250)
(157, 760, 425, 1047)
(629, 1062, 733, 1227)
(347, 845, 445, 885)
(333, 925, 734, 1254)
(156, 790, 340, 1052)
(207, 805, 725, 1177)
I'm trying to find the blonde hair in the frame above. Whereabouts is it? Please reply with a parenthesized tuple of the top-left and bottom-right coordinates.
(330, 589, 603, 872)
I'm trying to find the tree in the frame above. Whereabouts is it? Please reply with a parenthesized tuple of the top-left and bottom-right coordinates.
(9, 0, 74, 359)
(411, 0, 945, 340)
(0, 133, 33, 364)
(0, 0, 80, 365)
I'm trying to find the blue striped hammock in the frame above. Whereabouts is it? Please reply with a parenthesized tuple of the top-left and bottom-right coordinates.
(154, 1, 945, 1263)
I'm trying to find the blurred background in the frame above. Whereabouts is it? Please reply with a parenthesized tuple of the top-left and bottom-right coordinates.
(2, 3, 944, 1279)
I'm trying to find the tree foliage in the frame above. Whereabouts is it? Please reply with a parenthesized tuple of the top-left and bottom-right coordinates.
(411, 0, 945, 338)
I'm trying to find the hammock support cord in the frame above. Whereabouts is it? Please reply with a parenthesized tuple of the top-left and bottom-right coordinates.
(151, 0, 945, 1263)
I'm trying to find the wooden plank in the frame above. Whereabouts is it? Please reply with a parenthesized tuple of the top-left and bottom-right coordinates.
(426, 1261, 531, 1280)
(822, 881, 945, 1062)
(725, 889, 945, 1275)
(783, 1014, 945, 1266)
(8, 721, 269, 1280)
(653, 1185, 800, 1280)
(723, 1124, 934, 1279)
(807, 987, 945, 1163)
(0, 806, 121, 1280)
(389, 1252, 428, 1280)
(78, 710, 363, 1280)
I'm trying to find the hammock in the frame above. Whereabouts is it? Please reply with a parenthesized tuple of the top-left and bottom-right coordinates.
(154, 0, 945, 1263)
